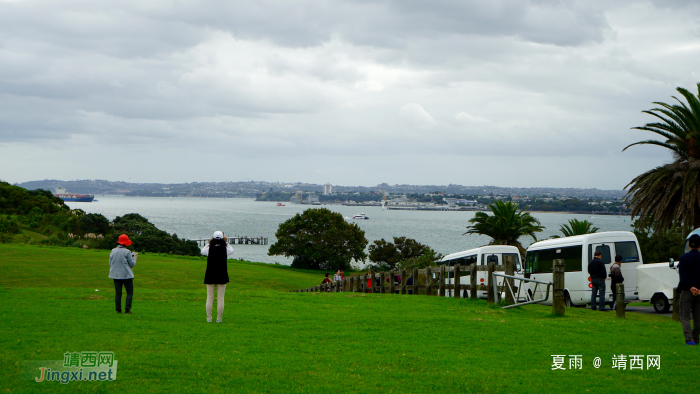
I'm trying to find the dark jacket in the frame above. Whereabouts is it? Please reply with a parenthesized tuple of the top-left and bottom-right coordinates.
(203, 240, 230, 285)
(610, 263, 624, 283)
(588, 258, 606, 280)
(678, 249, 700, 291)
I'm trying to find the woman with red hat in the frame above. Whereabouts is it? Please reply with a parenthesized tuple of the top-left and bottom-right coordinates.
(201, 231, 233, 322)
(109, 234, 137, 314)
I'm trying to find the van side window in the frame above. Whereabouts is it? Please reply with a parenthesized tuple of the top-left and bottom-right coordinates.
(465, 254, 477, 266)
(615, 241, 639, 263)
(482, 254, 499, 265)
(595, 245, 611, 264)
(526, 245, 582, 273)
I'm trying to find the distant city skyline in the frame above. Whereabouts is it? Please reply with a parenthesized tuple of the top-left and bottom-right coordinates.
(1, 1, 698, 189)
(16, 178, 626, 199)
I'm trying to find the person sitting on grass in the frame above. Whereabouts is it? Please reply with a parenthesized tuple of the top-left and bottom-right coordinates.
(109, 234, 137, 315)
(201, 231, 233, 323)
(322, 273, 331, 291)
(679, 234, 700, 345)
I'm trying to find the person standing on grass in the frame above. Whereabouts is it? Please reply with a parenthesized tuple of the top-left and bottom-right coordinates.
(610, 255, 624, 309)
(201, 231, 233, 323)
(109, 234, 137, 314)
(588, 250, 607, 311)
(678, 234, 700, 345)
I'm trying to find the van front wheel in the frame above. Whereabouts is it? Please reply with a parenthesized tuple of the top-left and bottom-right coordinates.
(652, 294, 670, 313)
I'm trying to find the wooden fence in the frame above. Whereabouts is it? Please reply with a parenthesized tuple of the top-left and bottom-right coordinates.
(291, 258, 625, 317)
(291, 256, 518, 306)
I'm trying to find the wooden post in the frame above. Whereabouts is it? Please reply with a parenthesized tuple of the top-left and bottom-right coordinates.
(356, 275, 360, 293)
(389, 270, 395, 294)
(425, 266, 432, 296)
(412, 268, 418, 295)
(615, 283, 625, 318)
(400, 269, 406, 295)
(553, 259, 565, 315)
(439, 265, 446, 297)
(487, 262, 495, 305)
(380, 271, 386, 294)
(454, 264, 461, 299)
(504, 255, 515, 305)
(673, 287, 681, 322)
(470, 263, 477, 300)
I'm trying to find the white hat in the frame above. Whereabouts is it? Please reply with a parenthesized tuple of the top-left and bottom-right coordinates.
(213, 231, 224, 239)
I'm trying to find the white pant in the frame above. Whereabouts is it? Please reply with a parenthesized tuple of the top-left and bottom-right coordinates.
(206, 284, 226, 321)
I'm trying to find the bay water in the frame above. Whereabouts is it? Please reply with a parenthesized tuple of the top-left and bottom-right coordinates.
(66, 196, 634, 266)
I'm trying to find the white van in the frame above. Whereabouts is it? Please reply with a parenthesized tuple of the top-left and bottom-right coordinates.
(641, 227, 700, 313)
(524, 231, 643, 307)
(440, 245, 522, 299)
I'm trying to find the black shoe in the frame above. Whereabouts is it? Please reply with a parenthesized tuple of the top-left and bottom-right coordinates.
(125, 311, 132, 315)
(116, 310, 122, 314)
(600, 309, 609, 312)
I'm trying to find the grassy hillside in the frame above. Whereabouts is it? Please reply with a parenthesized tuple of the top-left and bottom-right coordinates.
(0, 244, 694, 393)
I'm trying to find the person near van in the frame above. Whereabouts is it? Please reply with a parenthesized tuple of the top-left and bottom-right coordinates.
(109, 234, 137, 314)
(678, 234, 700, 345)
(201, 231, 233, 323)
(588, 250, 607, 311)
(610, 255, 624, 309)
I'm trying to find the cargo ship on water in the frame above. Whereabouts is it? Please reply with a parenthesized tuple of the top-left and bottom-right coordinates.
(54, 187, 94, 202)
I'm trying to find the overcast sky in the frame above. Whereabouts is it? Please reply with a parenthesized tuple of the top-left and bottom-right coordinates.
(1, 0, 699, 189)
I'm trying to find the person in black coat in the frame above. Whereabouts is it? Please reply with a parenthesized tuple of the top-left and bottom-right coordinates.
(679, 234, 700, 345)
(588, 250, 607, 311)
(201, 231, 233, 323)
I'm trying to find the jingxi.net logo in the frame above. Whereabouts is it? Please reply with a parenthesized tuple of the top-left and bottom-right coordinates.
(23, 351, 118, 384)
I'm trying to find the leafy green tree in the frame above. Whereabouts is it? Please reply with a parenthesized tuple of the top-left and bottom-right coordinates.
(80, 213, 110, 234)
(623, 83, 700, 233)
(268, 208, 367, 271)
(554, 219, 599, 238)
(397, 248, 444, 271)
(464, 201, 544, 255)
(632, 218, 686, 264)
(368, 236, 438, 270)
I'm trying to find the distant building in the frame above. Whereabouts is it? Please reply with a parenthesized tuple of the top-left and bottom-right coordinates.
(307, 195, 320, 203)
(323, 183, 332, 195)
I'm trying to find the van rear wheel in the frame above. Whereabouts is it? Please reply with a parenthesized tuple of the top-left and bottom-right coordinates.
(564, 292, 572, 308)
(652, 294, 670, 313)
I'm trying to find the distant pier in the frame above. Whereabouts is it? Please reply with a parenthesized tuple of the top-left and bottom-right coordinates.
(192, 236, 268, 246)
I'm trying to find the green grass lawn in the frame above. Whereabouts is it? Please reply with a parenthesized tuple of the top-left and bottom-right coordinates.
(0, 244, 695, 393)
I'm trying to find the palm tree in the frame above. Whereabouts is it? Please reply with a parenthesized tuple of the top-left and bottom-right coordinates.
(623, 83, 700, 233)
(464, 201, 544, 255)
(554, 219, 599, 238)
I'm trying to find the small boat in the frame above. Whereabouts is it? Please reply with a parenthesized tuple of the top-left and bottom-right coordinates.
(352, 213, 369, 220)
(277, 203, 285, 206)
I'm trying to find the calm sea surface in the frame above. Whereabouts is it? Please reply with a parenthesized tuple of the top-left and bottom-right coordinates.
(66, 196, 634, 266)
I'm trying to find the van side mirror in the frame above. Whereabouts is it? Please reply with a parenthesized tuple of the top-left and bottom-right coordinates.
(669, 258, 674, 268)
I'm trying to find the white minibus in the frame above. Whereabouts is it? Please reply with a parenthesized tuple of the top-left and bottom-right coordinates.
(524, 231, 643, 307)
(440, 245, 522, 299)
